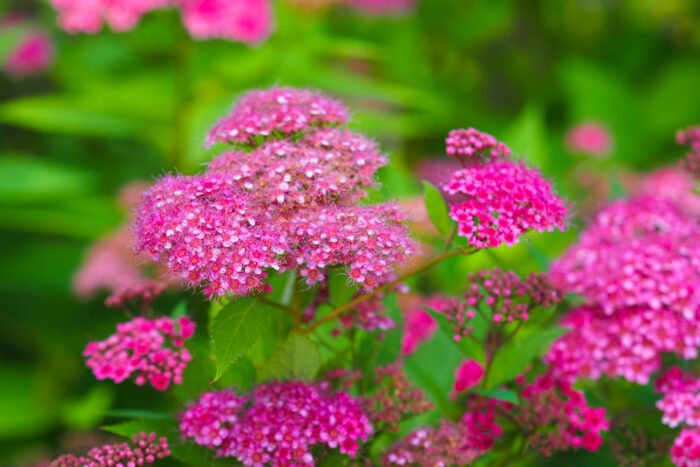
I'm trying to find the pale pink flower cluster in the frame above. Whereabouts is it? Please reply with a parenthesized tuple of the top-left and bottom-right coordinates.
(451, 359, 484, 399)
(2, 22, 54, 77)
(639, 168, 700, 217)
(83, 316, 195, 390)
(443, 129, 569, 248)
(445, 127, 511, 164)
(339, 295, 396, 331)
(655, 367, 700, 429)
(400, 296, 452, 355)
(180, 382, 373, 465)
(550, 197, 700, 317)
(49, 0, 273, 42)
(442, 268, 562, 342)
(565, 123, 612, 157)
(671, 428, 700, 467)
(678, 125, 700, 178)
(517, 374, 609, 455)
(135, 87, 413, 298)
(383, 399, 502, 466)
(50, 432, 170, 467)
(545, 306, 700, 385)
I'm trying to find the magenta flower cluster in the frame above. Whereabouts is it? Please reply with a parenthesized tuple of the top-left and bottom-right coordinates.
(442, 268, 562, 342)
(50, 432, 170, 466)
(135, 87, 414, 298)
(565, 123, 612, 157)
(678, 125, 700, 178)
(83, 316, 195, 391)
(672, 428, 700, 467)
(49, 0, 273, 42)
(656, 367, 700, 429)
(451, 359, 484, 399)
(1, 15, 54, 78)
(443, 130, 569, 249)
(180, 381, 373, 465)
(400, 296, 451, 355)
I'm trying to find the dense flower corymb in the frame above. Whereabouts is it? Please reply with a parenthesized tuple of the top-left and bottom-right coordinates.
(50, 432, 170, 466)
(445, 127, 511, 164)
(671, 428, 700, 467)
(135, 87, 414, 298)
(677, 125, 700, 178)
(84, 316, 195, 390)
(566, 123, 612, 157)
(445, 160, 569, 249)
(180, 382, 373, 465)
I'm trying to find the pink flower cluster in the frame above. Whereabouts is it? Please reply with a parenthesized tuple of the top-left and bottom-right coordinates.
(444, 160, 569, 249)
(339, 294, 396, 332)
(442, 268, 562, 342)
(672, 428, 700, 467)
(49, 0, 273, 42)
(678, 125, 700, 178)
(565, 123, 612, 157)
(451, 359, 484, 399)
(400, 296, 453, 355)
(1, 18, 54, 77)
(135, 87, 413, 298)
(383, 398, 502, 466)
(638, 168, 700, 217)
(83, 316, 195, 390)
(207, 88, 349, 147)
(516, 374, 609, 455)
(180, 382, 373, 465)
(50, 432, 170, 467)
(656, 367, 700, 429)
(545, 305, 700, 385)
(445, 127, 511, 164)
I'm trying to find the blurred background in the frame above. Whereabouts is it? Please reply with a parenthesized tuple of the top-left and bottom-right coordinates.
(1, 0, 700, 465)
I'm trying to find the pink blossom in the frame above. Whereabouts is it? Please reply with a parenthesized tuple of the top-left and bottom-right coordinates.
(180, 382, 373, 465)
(50, 431, 170, 466)
(566, 123, 612, 157)
(401, 297, 449, 355)
(49, 0, 172, 33)
(678, 125, 700, 178)
(655, 368, 700, 429)
(206, 87, 349, 147)
(3, 30, 53, 77)
(83, 316, 195, 390)
(671, 428, 700, 466)
(346, 0, 415, 14)
(638, 167, 700, 217)
(544, 305, 700, 385)
(451, 359, 484, 398)
(179, 0, 273, 43)
(445, 128, 511, 164)
(549, 196, 700, 317)
(444, 160, 570, 249)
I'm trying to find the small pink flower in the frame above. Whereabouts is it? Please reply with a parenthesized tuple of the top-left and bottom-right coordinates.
(671, 427, 700, 466)
(179, 0, 273, 43)
(451, 359, 484, 398)
(566, 123, 612, 157)
(3, 30, 54, 77)
(50, 431, 170, 466)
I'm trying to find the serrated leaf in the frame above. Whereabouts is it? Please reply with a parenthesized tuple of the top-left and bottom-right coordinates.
(485, 327, 569, 389)
(472, 388, 519, 405)
(422, 181, 452, 236)
(258, 332, 321, 382)
(210, 297, 270, 382)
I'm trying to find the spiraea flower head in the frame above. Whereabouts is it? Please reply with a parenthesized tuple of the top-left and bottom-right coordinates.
(677, 125, 700, 178)
(207, 128, 386, 207)
(671, 427, 700, 467)
(442, 268, 562, 342)
(639, 168, 700, 217)
(451, 359, 484, 399)
(3, 27, 54, 77)
(655, 367, 700, 429)
(445, 128, 511, 165)
(400, 296, 453, 355)
(565, 123, 612, 157)
(179, 0, 273, 43)
(444, 160, 570, 249)
(50, 431, 170, 467)
(135, 87, 414, 299)
(206, 87, 349, 147)
(549, 196, 700, 317)
(83, 316, 195, 390)
(49, 0, 172, 33)
(180, 382, 373, 465)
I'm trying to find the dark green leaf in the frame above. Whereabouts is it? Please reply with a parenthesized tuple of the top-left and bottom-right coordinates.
(485, 327, 569, 389)
(423, 306, 486, 362)
(472, 388, 519, 405)
(210, 297, 270, 382)
(258, 332, 321, 381)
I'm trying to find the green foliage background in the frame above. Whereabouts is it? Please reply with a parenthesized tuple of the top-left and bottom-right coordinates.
(1, 0, 699, 465)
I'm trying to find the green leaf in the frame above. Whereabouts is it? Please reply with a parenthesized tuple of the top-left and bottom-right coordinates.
(258, 332, 321, 382)
(170, 300, 188, 320)
(104, 409, 171, 420)
(210, 297, 270, 382)
(423, 306, 486, 362)
(422, 181, 452, 236)
(485, 327, 569, 389)
(61, 386, 114, 429)
(472, 388, 519, 405)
